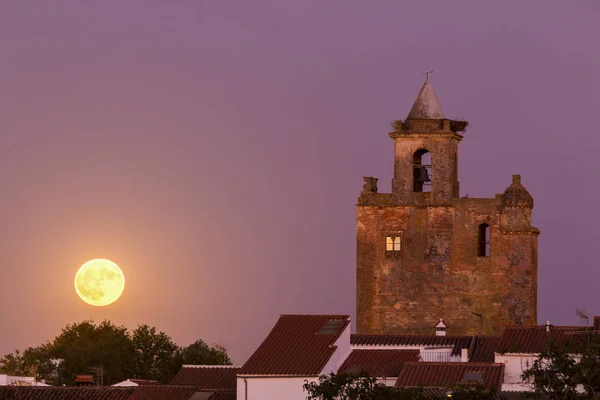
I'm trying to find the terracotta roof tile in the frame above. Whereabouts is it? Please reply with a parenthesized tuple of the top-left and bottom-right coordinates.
(0, 387, 134, 400)
(207, 392, 237, 400)
(395, 362, 504, 391)
(126, 385, 196, 400)
(469, 336, 499, 362)
(496, 326, 589, 354)
(338, 350, 420, 377)
(75, 376, 94, 383)
(128, 379, 159, 386)
(239, 314, 349, 376)
(351, 335, 472, 356)
(169, 365, 240, 390)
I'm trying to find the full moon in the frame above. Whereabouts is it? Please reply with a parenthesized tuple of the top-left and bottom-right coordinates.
(74, 259, 125, 306)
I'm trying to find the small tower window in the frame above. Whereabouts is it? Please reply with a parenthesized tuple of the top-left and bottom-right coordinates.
(478, 224, 490, 257)
(386, 235, 402, 252)
(413, 149, 431, 193)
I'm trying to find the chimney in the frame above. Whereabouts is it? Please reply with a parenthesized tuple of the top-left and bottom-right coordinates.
(461, 348, 469, 362)
(545, 320, 551, 332)
(435, 319, 447, 337)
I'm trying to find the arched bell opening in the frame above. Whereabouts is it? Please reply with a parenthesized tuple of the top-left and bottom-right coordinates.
(413, 149, 432, 193)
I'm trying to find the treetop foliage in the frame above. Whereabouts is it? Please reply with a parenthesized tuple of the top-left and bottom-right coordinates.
(303, 371, 497, 400)
(0, 320, 231, 386)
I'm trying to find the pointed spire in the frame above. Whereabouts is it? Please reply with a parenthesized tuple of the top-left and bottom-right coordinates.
(406, 82, 446, 120)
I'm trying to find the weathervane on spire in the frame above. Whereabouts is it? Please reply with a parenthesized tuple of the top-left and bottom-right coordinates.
(422, 70, 434, 82)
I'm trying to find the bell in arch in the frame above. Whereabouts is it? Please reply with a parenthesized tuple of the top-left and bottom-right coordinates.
(415, 166, 431, 183)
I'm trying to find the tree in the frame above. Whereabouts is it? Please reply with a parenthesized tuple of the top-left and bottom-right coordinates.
(0, 349, 27, 376)
(179, 340, 232, 366)
(303, 372, 499, 400)
(303, 372, 428, 400)
(576, 334, 600, 398)
(51, 320, 137, 386)
(131, 324, 179, 383)
(0, 344, 59, 385)
(447, 384, 499, 400)
(1, 320, 232, 386)
(521, 334, 600, 399)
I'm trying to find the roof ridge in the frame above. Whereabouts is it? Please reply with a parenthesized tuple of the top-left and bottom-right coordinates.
(181, 365, 242, 368)
(350, 349, 420, 352)
(402, 361, 503, 366)
(139, 384, 194, 388)
(279, 314, 350, 318)
(352, 334, 472, 338)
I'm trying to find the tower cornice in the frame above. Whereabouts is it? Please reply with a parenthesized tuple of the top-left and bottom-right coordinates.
(388, 130, 464, 141)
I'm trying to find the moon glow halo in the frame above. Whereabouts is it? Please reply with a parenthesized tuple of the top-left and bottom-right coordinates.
(74, 259, 125, 306)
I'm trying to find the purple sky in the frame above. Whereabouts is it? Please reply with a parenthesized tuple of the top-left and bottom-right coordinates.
(0, 1, 599, 365)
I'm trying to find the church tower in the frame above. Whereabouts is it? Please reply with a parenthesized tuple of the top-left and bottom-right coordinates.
(356, 82, 539, 336)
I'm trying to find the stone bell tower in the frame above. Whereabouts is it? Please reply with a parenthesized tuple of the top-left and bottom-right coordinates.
(356, 81, 539, 336)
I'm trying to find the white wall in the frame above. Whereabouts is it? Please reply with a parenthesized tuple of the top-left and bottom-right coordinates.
(0, 374, 37, 386)
(420, 347, 458, 362)
(382, 378, 397, 387)
(494, 353, 535, 386)
(321, 323, 352, 374)
(237, 377, 317, 400)
(352, 344, 464, 362)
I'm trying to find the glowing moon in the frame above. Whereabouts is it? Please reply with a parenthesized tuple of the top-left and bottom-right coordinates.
(74, 259, 125, 306)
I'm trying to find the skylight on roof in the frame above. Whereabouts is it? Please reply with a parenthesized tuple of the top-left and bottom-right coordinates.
(318, 319, 343, 335)
(462, 371, 484, 382)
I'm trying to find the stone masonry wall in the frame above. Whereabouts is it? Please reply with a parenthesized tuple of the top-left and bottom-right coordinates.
(356, 196, 538, 336)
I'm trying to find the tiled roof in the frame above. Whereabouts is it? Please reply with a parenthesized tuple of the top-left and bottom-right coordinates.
(207, 392, 237, 400)
(496, 326, 589, 354)
(395, 362, 504, 391)
(239, 314, 350, 376)
(469, 336, 499, 362)
(0, 387, 134, 400)
(351, 335, 472, 356)
(338, 350, 420, 377)
(395, 388, 533, 399)
(129, 379, 159, 386)
(169, 365, 240, 390)
(126, 385, 196, 400)
(75, 376, 94, 383)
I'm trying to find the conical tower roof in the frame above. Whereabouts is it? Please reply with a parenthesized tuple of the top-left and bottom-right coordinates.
(406, 82, 446, 120)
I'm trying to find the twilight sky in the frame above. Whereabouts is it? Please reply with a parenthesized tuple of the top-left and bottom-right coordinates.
(0, 1, 599, 364)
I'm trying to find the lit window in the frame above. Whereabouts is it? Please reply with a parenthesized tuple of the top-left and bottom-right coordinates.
(386, 236, 401, 251)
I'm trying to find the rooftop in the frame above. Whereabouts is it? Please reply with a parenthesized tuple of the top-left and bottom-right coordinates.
(468, 336, 500, 362)
(126, 385, 197, 400)
(239, 314, 349, 376)
(395, 362, 504, 391)
(351, 334, 472, 356)
(0, 387, 134, 400)
(169, 365, 240, 391)
(496, 325, 591, 354)
(338, 349, 420, 378)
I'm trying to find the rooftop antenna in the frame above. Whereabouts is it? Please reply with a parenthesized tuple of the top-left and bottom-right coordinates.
(576, 308, 590, 329)
(422, 70, 434, 82)
(471, 312, 483, 335)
